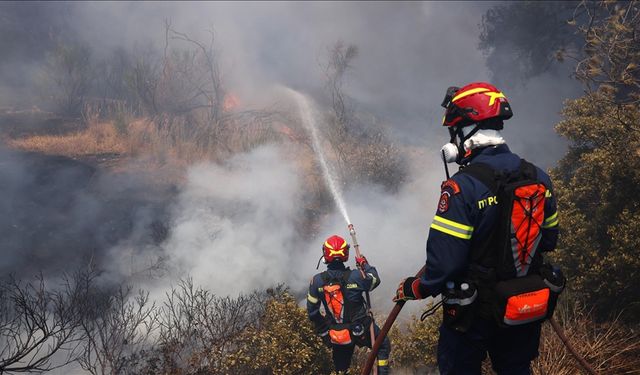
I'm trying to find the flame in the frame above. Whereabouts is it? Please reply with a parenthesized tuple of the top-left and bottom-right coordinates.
(223, 93, 240, 111)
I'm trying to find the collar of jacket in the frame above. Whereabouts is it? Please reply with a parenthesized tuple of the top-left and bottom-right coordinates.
(327, 262, 347, 271)
(468, 143, 511, 164)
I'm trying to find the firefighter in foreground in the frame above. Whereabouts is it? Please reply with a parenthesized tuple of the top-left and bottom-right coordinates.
(394, 82, 564, 375)
(307, 235, 391, 374)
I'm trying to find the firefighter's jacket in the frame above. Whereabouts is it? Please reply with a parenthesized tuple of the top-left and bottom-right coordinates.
(307, 261, 380, 331)
(419, 144, 559, 296)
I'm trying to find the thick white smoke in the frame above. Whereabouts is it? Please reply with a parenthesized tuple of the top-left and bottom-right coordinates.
(301, 150, 445, 315)
(2, 0, 582, 311)
(103, 125, 445, 316)
(155, 145, 304, 296)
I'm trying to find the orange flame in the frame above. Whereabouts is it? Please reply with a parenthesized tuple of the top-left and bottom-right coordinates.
(223, 93, 239, 111)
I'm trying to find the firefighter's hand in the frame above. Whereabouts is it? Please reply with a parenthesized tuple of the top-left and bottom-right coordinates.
(393, 277, 425, 302)
(355, 255, 368, 268)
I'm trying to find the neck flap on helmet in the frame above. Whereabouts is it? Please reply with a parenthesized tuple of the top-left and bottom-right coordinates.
(448, 124, 481, 165)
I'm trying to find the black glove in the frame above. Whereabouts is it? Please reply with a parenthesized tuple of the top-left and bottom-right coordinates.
(393, 276, 427, 302)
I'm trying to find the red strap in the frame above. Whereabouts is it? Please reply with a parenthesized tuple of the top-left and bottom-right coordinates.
(411, 278, 425, 299)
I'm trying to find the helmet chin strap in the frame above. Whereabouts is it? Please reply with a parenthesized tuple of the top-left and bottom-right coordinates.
(450, 124, 481, 165)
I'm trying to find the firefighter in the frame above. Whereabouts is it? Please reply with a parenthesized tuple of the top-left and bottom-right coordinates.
(394, 82, 561, 375)
(307, 234, 391, 374)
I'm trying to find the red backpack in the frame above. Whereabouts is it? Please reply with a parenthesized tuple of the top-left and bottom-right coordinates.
(321, 270, 354, 345)
(461, 159, 565, 327)
(462, 159, 546, 279)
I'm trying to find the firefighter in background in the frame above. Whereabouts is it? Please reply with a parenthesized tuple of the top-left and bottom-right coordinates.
(307, 235, 391, 374)
(394, 82, 562, 375)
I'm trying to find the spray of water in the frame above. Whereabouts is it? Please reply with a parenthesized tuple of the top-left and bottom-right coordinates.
(287, 88, 351, 225)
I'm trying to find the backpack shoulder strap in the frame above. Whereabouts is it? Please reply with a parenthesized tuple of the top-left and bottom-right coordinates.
(518, 159, 537, 181)
(459, 162, 499, 194)
(342, 269, 351, 283)
(320, 269, 350, 285)
(320, 271, 330, 285)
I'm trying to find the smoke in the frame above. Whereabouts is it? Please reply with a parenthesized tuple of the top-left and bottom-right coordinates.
(139, 145, 304, 296)
(302, 152, 445, 314)
(0, 2, 584, 305)
(0, 2, 581, 154)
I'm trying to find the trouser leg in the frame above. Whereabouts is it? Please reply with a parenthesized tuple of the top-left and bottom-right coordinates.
(374, 323, 391, 375)
(437, 317, 542, 375)
(358, 322, 391, 374)
(333, 344, 355, 373)
(437, 319, 490, 375)
(488, 322, 541, 375)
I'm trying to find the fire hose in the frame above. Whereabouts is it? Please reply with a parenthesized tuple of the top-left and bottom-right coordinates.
(348, 224, 378, 375)
(361, 267, 598, 375)
(361, 265, 426, 375)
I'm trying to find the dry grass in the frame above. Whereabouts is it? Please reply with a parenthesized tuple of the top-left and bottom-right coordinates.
(533, 303, 640, 375)
(6, 111, 283, 163)
(125, 116, 282, 164)
(387, 298, 640, 375)
(8, 121, 128, 156)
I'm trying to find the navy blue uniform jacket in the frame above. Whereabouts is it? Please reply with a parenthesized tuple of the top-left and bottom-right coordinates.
(307, 261, 380, 329)
(420, 144, 559, 296)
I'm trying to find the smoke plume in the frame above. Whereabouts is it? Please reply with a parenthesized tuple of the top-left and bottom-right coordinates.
(0, 2, 583, 308)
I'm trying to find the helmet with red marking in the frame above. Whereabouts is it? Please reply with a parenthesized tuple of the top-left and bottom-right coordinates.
(441, 82, 513, 128)
(322, 235, 350, 263)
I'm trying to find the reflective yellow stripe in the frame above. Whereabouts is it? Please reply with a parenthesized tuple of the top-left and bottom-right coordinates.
(544, 212, 558, 223)
(431, 223, 473, 240)
(307, 293, 319, 304)
(485, 91, 505, 106)
(545, 190, 553, 198)
(542, 211, 559, 228)
(452, 87, 490, 102)
(377, 359, 389, 366)
(431, 215, 474, 239)
(433, 215, 473, 231)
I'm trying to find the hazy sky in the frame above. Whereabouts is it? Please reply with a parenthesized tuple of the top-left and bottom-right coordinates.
(0, 1, 581, 162)
(1, 2, 583, 310)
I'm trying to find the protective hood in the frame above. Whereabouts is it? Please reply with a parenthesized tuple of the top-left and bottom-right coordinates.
(462, 128, 505, 152)
(441, 128, 506, 165)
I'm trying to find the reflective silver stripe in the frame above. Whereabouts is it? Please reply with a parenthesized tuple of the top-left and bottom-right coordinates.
(544, 279, 564, 293)
(444, 290, 477, 306)
(307, 293, 319, 304)
(367, 273, 378, 291)
(511, 235, 523, 276)
(523, 234, 542, 276)
(511, 224, 542, 277)
(504, 314, 546, 325)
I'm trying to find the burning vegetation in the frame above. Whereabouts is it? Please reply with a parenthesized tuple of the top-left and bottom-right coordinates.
(0, 1, 639, 374)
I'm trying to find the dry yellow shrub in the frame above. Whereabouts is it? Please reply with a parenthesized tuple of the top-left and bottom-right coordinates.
(8, 121, 127, 156)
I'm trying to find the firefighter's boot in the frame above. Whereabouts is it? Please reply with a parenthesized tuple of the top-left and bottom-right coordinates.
(377, 359, 390, 375)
